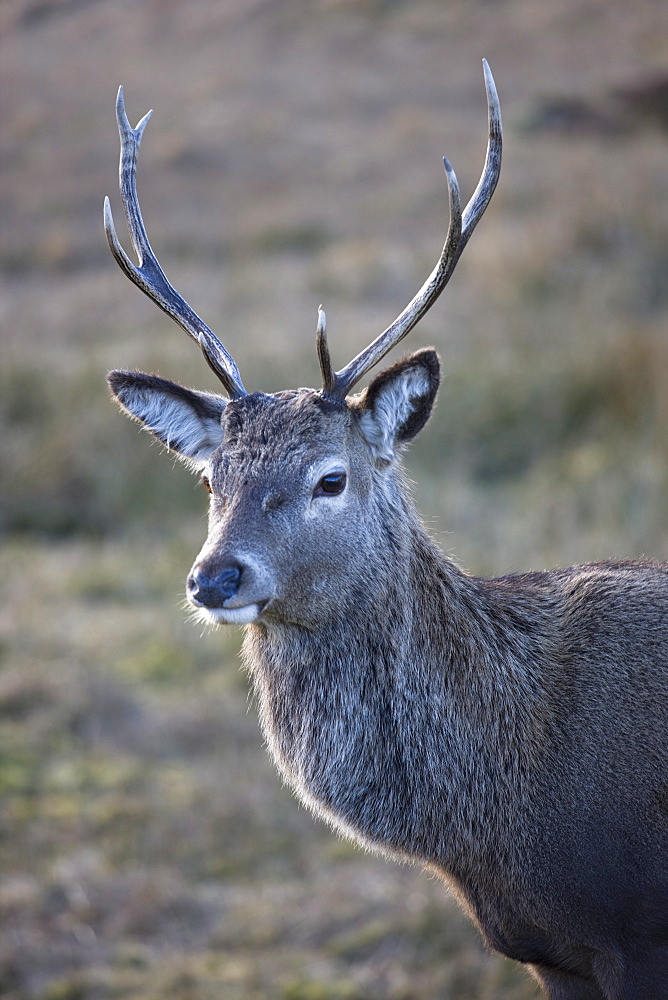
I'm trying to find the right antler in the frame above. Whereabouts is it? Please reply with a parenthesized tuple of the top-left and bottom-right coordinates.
(318, 59, 502, 400)
(104, 87, 247, 400)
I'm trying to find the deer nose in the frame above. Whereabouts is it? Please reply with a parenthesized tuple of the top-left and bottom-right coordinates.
(187, 563, 242, 608)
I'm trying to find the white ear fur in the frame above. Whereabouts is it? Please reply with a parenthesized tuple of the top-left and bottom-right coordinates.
(358, 365, 433, 464)
(109, 372, 226, 465)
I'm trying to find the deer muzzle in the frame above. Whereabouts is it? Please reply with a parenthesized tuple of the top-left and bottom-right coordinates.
(186, 554, 275, 625)
(187, 564, 242, 607)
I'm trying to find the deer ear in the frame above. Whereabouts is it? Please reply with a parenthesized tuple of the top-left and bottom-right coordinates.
(355, 349, 440, 463)
(108, 370, 227, 465)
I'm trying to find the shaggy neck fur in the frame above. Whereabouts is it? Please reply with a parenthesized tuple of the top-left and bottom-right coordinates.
(242, 480, 565, 888)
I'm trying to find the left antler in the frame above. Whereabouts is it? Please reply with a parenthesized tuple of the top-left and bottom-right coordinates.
(319, 59, 502, 400)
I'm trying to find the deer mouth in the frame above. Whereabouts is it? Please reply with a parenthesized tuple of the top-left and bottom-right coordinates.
(198, 600, 269, 626)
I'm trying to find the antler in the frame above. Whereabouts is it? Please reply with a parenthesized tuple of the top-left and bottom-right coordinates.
(321, 59, 502, 400)
(106, 67, 500, 403)
(104, 87, 247, 400)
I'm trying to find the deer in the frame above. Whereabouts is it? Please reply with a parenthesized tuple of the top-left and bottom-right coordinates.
(104, 62, 668, 1000)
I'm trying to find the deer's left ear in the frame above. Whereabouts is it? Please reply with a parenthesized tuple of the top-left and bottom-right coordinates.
(354, 348, 441, 463)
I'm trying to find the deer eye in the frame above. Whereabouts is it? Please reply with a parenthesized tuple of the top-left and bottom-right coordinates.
(314, 471, 347, 498)
(199, 475, 212, 494)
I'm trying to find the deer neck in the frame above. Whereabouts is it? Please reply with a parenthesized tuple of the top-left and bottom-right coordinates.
(242, 514, 558, 875)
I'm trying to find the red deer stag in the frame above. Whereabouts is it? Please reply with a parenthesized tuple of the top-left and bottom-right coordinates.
(104, 62, 668, 999)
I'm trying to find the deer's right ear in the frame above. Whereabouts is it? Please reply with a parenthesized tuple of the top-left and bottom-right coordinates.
(108, 370, 227, 464)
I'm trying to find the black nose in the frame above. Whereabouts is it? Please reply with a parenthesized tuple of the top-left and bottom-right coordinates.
(187, 564, 242, 608)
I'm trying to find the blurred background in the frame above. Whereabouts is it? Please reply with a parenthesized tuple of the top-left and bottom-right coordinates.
(1, 1, 667, 997)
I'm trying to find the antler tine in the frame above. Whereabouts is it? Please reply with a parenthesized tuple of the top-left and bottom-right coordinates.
(104, 86, 247, 400)
(316, 306, 337, 395)
(327, 59, 502, 400)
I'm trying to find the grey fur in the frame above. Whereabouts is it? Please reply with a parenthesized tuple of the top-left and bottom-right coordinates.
(108, 349, 668, 1000)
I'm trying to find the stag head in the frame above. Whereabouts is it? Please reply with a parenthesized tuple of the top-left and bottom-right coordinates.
(106, 62, 501, 628)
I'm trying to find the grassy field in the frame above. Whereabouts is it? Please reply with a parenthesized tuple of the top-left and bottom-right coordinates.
(1, 0, 667, 997)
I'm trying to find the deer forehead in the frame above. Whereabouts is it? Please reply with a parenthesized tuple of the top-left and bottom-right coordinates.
(211, 389, 356, 483)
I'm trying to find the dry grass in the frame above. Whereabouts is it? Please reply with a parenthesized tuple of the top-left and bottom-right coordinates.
(1, 0, 667, 996)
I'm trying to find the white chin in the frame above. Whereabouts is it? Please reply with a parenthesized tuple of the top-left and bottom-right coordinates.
(201, 604, 262, 626)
